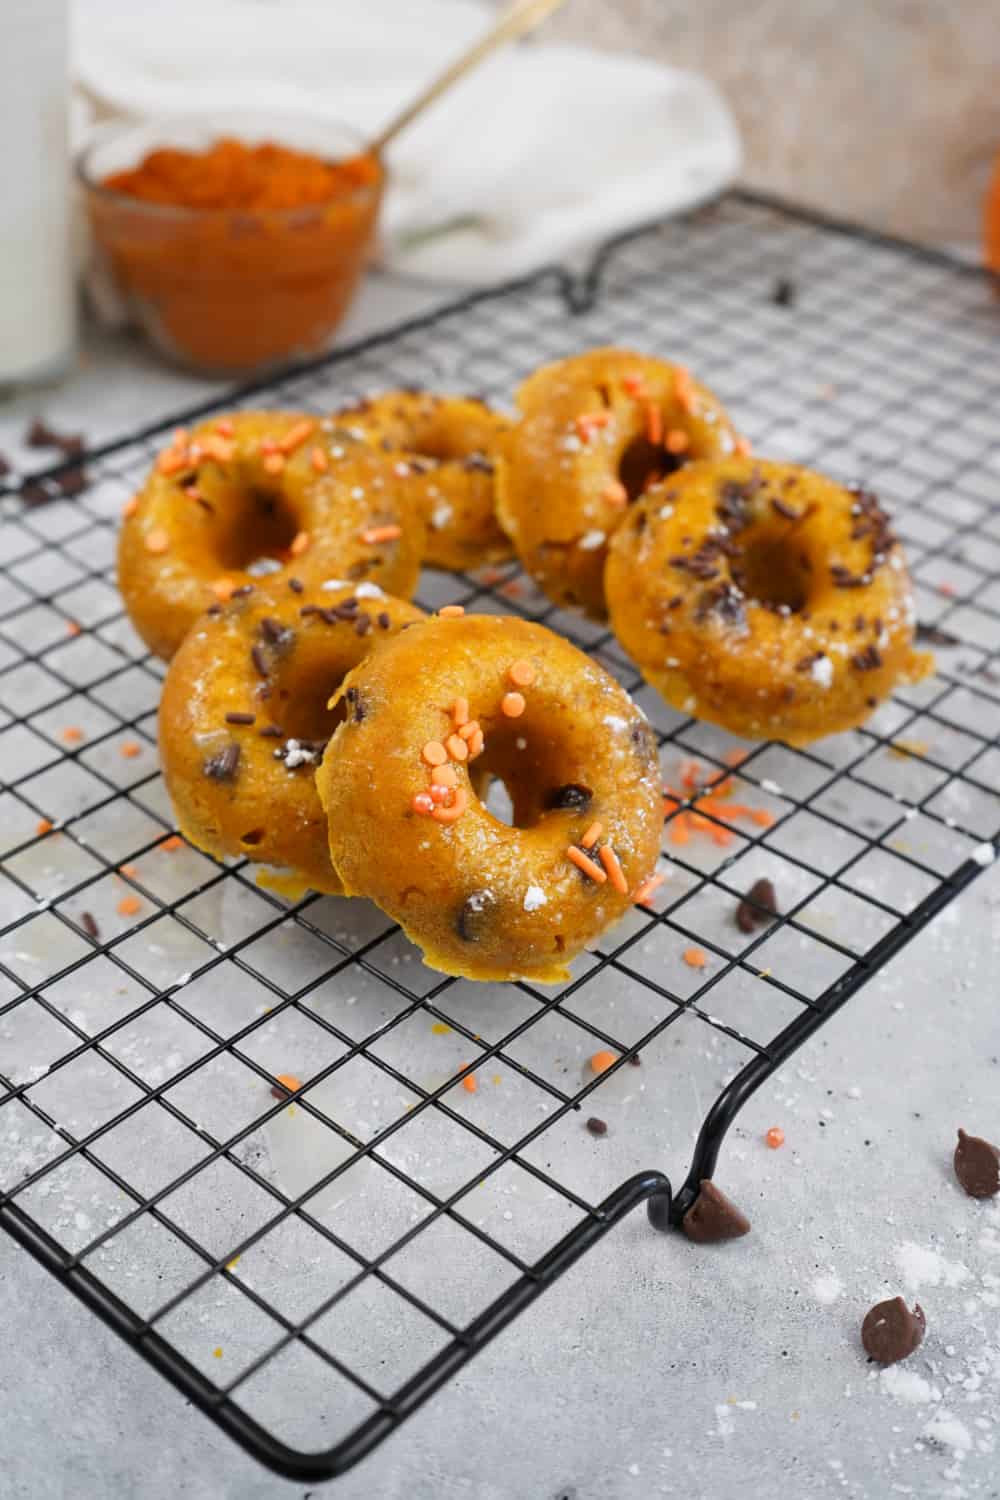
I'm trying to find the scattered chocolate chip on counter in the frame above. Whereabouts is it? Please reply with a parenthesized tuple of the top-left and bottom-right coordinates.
(585, 1117, 608, 1137)
(681, 1180, 751, 1243)
(953, 1127, 1000, 1199)
(736, 876, 779, 933)
(771, 277, 796, 308)
(861, 1296, 925, 1364)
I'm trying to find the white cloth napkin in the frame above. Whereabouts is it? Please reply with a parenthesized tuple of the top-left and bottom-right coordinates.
(72, 0, 741, 285)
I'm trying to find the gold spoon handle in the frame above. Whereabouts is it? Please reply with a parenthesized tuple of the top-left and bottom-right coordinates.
(369, 0, 567, 157)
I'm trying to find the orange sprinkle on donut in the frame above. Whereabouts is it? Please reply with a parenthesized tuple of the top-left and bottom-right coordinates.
(144, 529, 169, 554)
(645, 401, 663, 446)
(458, 720, 479, 742)
(446, 733, 470, 762)
(501, 691, 526, 718)
(603, 480, 628, 507)
(429, 783, 453, 805)
(310, 445, 328, 472)
(438, 604, 465, 618)
(431, 763, 459, 788)
(575, 411, 611, 441)
(157, 447, 188, 476)
(632, 872, 665, 906)
(278, 418, 316, 454)
(590, 1049, 617, 1074)
(567, 845, 607, 883)
(211, 578, 236, 601)
(734, 435, 753, 458)
(508, 659, 536, 688)
(214, 418, 235, 437)
(665, 428, 690, 455)
(467, 728, 485, 758)
(451, 696, 470, 727)
(422, 740, 448, 767)
(412, 792, 435, 815)
(432, 786, 469, 823)
(674, 365, 694, 413)
(263, 452, 285, 476)
(360, 524, 402, 545)
(289, 530, 311, 557)
(622, 373, 646, 398)
(599, 843, 628, 894)
(122, 495, 139, 518)
(201, 435, 235, 464)
(581, 820, 603, 849)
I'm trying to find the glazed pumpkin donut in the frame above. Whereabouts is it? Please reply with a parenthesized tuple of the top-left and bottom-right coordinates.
(497, 348, 741, 617)
(119, 411, 426, 660)
(605, 457, 933, 745)
(339, 390, 513, 571)
(315, 613, 663, 982)
(158, 578, 424, 896)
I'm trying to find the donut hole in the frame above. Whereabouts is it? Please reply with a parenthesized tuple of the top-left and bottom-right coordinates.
(737, 534, 811, 613)
(268, 649, 353, 743)
(617, 434, 682, 501)
(213, 486, 300, 572)
(471, 723, 567, 829)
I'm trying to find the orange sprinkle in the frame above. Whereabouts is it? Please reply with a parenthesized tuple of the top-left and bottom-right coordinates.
(122, 495, 139, 519)
(750, 809, 775, 828)
(451, 696, 470, 728)
(765, 1126, 785, 1150)
(581, 820, 603, 849)
(36, 818, 53, 836)
(508, 659, 536, 688)
(645, 401, 663, 446)
(501, 691, 526, 718)
(310, 445, 328, 473)
(602, 479, 628, 507)
(683, 947, 707, 969)
(431, 765, 459, 792)
(429, 783, 453, 806)
(214, 418, 235, 437)
(412, 792, 435, 815)
(674, 365, 694, 413)
(499, 579, 523, 598)
(599, 843, 628, 894)
(461, 1072, 478, 1094)
(360, 524, 402, 545)
(734, 435, 753, 458)
(710, 825, 734, 847)
(422, 740, 448, 767)
(567, 845, 607, 883)
(289, 530, 310, 557)
(622, 373, 647, 398)
(665, 428, 690, 455)
(458, 719, 480, 742)
(446, 733, 470, 763)
(590, 1049, 617, 1074)
(575, 411, 611, 440)
(438, 604, 465, 618)
(274, 1072, 302, 1093)
(467, 728, 485, 758)
(61, 726, 84, 744)
(144, 529, 169, 555)
(668, 816, 691, 846)
(159, 835, 184, 851)
(211, 577, 236, 602)
(278, 418, 316, 454)
(119, 864, 138, 879)
(156, 447, 188, 476)
(172, 427, 190, 446)
(120, 740, 142, 758)
(184, 484, 203, 503)
(262, 452, 285, 476)
(680, 759, 703, 791)
(632, 872, 665, 906)
(724, 748, 749, 767)
(117, 896, 141, 917)
(200, 435, 235, 464)
(432, 786, 469, 823)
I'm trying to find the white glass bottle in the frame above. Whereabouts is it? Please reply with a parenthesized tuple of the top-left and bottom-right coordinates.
(0, 0, 75, 383)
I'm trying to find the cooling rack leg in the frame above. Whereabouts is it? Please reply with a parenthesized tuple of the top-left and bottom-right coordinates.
(646, 1186, 674, 1232)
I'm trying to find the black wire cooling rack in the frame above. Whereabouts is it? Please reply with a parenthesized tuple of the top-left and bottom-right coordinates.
(2, 192, 1000, 1481)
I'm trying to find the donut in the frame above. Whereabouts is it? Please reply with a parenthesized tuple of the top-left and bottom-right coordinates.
(158, 578, 424, 896)
(315, 612, 663, 982)
(339, 391, 512, 571)
(605, 457, 933, 745)
(119, 411, 426, 660)
(497, 348, 741, 617)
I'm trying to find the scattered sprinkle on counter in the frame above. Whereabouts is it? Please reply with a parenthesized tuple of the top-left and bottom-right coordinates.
(120, 740, 142, 758)
(765, 1126, 786, 1149)
(117, 895, 142, 917)
(159, 835, 184, 851)
(36, 818, 54, 836)
(270, 1072, 302, 1099)
(61, 726, 84, 744)
(590, 1049, 617, 1075)
(683, 947, 707, 969)
(461, 1073, 478, 1094)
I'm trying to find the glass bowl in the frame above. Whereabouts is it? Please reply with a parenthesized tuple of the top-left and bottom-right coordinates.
(77, 113, 384, 377)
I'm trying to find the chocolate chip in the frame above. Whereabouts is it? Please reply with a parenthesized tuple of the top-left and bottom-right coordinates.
(628, 1052, 641, 1067)
(250, 643, 270, 678)
(353, 612, 372, 636)
(861, 1296, 925, 1364)
(20, 479, 54, 507)
(771, 277, 796, 308)
(259, 617, 292, 646)
(79, 911, 100, 941)
(456, 889, 497, 942)
(545, 783, 593, 812)
(231, 584, 255, 599)
(225, 712, 256, 725)
(54, 465, 88, 498)
(585, 1117, 608, 1137)
(204, 743, 241, 782)
(852, 644, 883, 672)
(916, 622, 960, 647)
(344, 686, 367, 723)
(953, 1128, 1000, 1198)
(26, 418, 82, 452)
(258, 724, 284, 737)
(736, 877, 778, 933)
(0, 452, 11, 479)
(770, 496, 801, 521)
(377, 611, 391, 630)
(681, 1180, 751, 1243)
(463, 452, 494, 474)
(240, 829, 265, 845)
(288, 577, 304, 593)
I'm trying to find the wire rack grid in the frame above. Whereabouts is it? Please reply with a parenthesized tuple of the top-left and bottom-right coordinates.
(1, 193, 999, 1481)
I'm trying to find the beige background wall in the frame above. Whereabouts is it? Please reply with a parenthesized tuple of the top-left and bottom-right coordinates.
(531, 0, 1000, 245)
